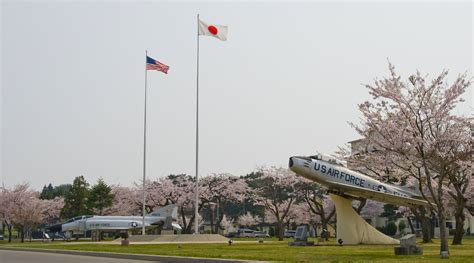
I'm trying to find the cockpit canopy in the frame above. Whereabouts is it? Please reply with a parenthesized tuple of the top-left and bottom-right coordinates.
(309, 152, 346, 166)
(64, 215, 93, 223)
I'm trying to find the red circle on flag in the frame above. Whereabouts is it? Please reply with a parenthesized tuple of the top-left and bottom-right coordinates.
(208, 25, 218, 35)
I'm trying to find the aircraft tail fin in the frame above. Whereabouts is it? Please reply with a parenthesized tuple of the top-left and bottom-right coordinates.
(149, 204, 178, 219)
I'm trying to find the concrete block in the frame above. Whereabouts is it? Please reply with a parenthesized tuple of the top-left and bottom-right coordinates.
(400, 234, 416, 248)
(394, 245, 423, 255)
(394, 247, 408, 255)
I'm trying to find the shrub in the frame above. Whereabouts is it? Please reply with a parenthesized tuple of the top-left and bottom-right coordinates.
(398, 221, 406, 234)
(385, 221, 397, 236)
(376, 226, 385, 234)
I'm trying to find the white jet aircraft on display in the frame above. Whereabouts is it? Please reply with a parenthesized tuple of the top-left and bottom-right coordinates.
(289, 153, 428, 207)
(48, 204, 181, 239)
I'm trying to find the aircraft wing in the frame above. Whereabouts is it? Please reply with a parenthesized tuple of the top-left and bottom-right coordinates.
(325, 181, 429, 207)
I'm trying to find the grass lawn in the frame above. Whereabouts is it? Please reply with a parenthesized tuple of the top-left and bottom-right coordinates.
(1, 236, 474, 262)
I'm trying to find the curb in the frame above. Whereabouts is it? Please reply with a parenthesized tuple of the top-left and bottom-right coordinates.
(0, 247, 261, 263)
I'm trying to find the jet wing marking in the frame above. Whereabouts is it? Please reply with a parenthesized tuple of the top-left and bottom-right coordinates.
(325, 181, 429, 207)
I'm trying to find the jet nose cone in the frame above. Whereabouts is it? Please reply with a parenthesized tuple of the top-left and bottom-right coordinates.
(289, 157, 294, 168)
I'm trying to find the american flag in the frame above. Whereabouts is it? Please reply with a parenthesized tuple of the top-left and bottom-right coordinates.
(146, 56, 169, 74)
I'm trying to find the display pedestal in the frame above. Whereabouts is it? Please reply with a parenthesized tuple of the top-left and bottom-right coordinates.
(330, 194, 399, 245)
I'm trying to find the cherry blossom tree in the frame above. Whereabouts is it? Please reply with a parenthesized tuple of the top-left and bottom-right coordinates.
(294, 180, 335, 232)
(466, 180, 474, 216)
(0, 187, 14, 242)
(358, 199, 384, 220)
(220, 214, 234, 232)
(7, 184, 40, 242)
(446, 162, 472, 244)
(134, 179, 167, 214)
(351, 63, 472, 254)
(0, 183, 60, 242)
(237, 212, 262, 227)
(200, 173, 247, 233)
(103, 185, 138, 216)
(157, 174, 201, 234)
(283, 202, 313, 229)
(250, 167, 300, 241)
(337, 145, 435, 242)
(340, 143, 436, 243)
(42, 197, 64, 225)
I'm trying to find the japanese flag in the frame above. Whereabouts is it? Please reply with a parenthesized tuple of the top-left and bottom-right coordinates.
(198, 19, 228, 41)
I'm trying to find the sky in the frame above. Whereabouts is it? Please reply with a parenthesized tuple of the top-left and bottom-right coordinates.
(1, 1, 472, 190)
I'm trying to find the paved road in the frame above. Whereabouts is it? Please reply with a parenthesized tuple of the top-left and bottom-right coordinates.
(0, 250, 160, 263)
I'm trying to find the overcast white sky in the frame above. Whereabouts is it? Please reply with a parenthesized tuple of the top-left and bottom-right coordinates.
(1, 1, 472, 190)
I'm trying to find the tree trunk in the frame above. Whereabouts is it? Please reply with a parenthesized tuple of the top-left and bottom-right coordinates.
(452, 210, 465, 245)
(20, 226, 25, 243)
(438, 213, 449, 256)
(209, 209, 215, 234)
(407, 216, 415, 234)
(415, 207, 432, 243)
(184, 215, 194, 234)
(430, 213, 436, 240)
(421, 214, 431, 243)
(277, 221, 284, 241)
(321, 220, 329, 240)
(214, 213, 223, 234)
(354, 199, 367, 214)
(410, 207, 430, 242)
(184, 205, 203, 234)
(7, 224, 12, 243)
(180, 207, 189, 234)
(311, 223, 318, 237)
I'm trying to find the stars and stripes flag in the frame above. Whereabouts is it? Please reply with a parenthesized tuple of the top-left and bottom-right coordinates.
(146, 56, 169, 74)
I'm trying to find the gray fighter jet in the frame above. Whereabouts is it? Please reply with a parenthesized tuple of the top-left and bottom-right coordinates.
(289, 154, 428, 207)
(48, 204, 180, 239)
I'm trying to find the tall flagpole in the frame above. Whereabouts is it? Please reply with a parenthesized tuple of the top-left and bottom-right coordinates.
(194, 13, 200, 234)
(142, 50, 148, 236)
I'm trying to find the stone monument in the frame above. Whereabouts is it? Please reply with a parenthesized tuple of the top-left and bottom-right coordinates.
(289, 225, 314, 246)
(394, 234, 423, 255)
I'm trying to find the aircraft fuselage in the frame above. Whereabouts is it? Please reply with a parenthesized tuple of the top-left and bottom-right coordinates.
(289, 155, 428, 207)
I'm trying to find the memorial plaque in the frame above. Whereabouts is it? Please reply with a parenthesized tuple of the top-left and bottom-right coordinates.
(289, 225, 314, 246)
(295, 226, 307, 241)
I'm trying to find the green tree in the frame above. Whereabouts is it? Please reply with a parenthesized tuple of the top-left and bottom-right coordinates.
(54, 184, 72, 197)
(40, 184, 71, 200)
(398, 221, 407, 235)
(88, 178, 114, 215)
(380, 204, 399, 222)
(40, 184, 55, 199)
(61, 176, 91, 219)
(385, 221, 397, 236)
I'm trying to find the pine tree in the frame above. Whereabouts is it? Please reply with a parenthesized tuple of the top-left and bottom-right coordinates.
(88, 178, 114, 215)
(39, 183, 55, 199)
(60, 176, 91, 219)
(54, 184, 72, 198)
